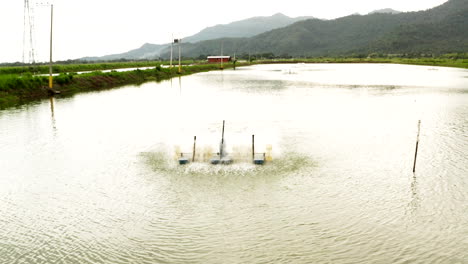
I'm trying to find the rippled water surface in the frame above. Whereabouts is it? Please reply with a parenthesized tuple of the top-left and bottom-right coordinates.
(1, 64, 467, 263)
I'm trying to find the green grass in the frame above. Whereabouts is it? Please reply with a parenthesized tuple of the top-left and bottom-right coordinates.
(0, 74, 50, 108)
(0, 62, 241, 109)
(0, 60, 200, 75)
(0, 56, 465, 110)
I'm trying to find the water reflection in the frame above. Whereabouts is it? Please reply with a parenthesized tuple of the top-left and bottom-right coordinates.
(179, 76, 182, 95)
(169, 76, 183, 95)
(0, 63, 467, 264)
(408, 173, 420, 214)
(49, 96, 57, 132)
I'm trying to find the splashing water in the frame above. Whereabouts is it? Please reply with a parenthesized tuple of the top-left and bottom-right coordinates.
(140, 150, 316, 177)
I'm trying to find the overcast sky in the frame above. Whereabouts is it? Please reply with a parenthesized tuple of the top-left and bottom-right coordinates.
(0, 0, 448, 63)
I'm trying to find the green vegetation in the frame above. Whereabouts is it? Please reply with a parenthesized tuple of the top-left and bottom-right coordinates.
(0, 55, 466, 110)
(0, 73, 49, 108)
(0, 60, 196, 75)
(0, 61, 240, 109)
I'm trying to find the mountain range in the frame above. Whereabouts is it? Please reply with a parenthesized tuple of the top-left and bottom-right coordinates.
(81, 43, 168, 61)
(368, 8, 401, 15)
(81, 0, 468, 61)
(183, 13, 316, 43)
(81, 13, 314, 61)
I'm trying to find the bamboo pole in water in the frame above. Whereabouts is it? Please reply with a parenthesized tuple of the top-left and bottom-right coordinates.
(192, 136, 196, 162)
(220, 120, 225, 158)
(252, 134, 255, 162)
(413, 120, 421, 173)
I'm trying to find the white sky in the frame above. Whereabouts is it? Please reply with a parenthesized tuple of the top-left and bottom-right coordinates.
(0, 0, 448, 63)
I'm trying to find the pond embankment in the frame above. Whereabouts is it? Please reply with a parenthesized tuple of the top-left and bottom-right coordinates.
(0, 63, 241, 109)
(1, 57, 466, 110)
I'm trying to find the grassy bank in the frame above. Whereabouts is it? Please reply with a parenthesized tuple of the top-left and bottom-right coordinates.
(0, 63, 238, 109)
(1, 56, 466, 110)
(0, 60, 198, 75)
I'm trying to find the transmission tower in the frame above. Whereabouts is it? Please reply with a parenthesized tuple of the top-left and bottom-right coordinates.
(23, 0, 37, 64)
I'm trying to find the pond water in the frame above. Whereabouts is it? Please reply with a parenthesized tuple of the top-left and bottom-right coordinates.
(1, 63, 467, 263)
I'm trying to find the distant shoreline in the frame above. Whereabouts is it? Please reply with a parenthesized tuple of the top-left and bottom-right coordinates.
(0, 63, 244, 109)
(253, 57, 468, 69)
(1, 58, 466, 109)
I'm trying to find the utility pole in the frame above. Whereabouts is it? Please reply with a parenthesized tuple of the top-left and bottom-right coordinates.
(170, 34, 173, 68)
(220, 40, 224, 69)
(49, 4, 53, 89)
(178, 39, 182, 74)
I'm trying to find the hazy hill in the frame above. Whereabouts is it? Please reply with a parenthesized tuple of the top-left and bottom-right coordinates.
(368, 8, 401, 15)
(162, 0, 467, 58)
(80, 43, 168, 62)
(80, 13, 315, 61)
(183, 13, 316, 43)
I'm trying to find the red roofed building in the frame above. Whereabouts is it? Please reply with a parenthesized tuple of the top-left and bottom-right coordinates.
(207, 56, 231, 63)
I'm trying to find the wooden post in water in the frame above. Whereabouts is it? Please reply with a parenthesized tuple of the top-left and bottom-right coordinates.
(252, 134, 255, 162)
(220, 120, 225, 158)
(413, 120, 421, 173)
(192, 136, 197, 162)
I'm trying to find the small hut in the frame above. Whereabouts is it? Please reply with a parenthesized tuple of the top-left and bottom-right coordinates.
(207, 56, 231, 63)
